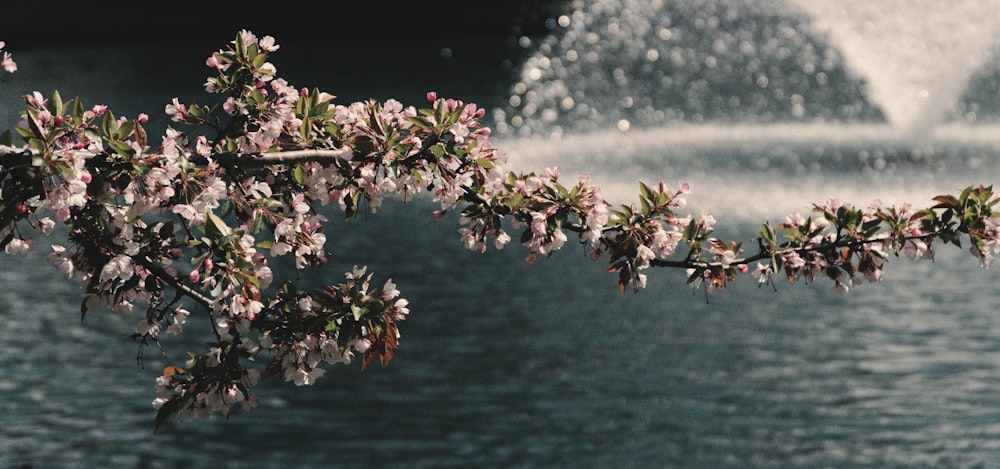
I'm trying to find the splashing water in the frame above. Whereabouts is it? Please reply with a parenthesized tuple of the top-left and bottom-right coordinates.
(494, 0, 1000, 221)
(494, 0, 878, 138)
(789, 0, 1000, 138)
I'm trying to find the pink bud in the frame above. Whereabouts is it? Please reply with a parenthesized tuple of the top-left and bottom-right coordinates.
(432, 210, 445, 222)
(137, 113, 149, 124)
(426, 91, 437, 102)
(590, 248, 603, 261)
(188, 269, 200, 283)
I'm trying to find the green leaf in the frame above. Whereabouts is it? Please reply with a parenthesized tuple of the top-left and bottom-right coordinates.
(108, 140, 135, 157)
(251, 52, 268, 68)
(639, 193, 652, 213)
(505, 193, 524, 210)
(683, 218, 699, 242)
(430, 144, 445, 159)
(639, 181, 654, 200)
(861, 218, 882, 236)
(218, 199, 233, 218)
(49, 90, 64, 115)
(28, 139, 45, 154)
(118, 119, 135, 140)
(233, 32, 247, 56)
(959, 186, 973, 207)
(14, 126, 32, 140)
(190, 252, 208, 267)
(761, 222, 776, 246)
(433, 101, 447, 127)
(293, 164, 307, 186)
(217, 233, 241, 248)
(205, 212, 232, 239)
(72, 97, 84, 123)
(101, 110, 117, 138)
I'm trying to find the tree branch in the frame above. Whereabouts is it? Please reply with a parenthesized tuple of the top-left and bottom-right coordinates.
(134, 255, 215, 309)
(210, 148, 351, 166)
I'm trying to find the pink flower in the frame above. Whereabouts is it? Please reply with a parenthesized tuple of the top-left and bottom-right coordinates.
(285, 366, 325, 386)
(205, 54, 221, 69)
(165, 98, 188, 122)
(5, 237, 32, 256)
(166, 308, 190, 335)
(381, 279, 399, 300)
(35, 217, 55, 236)
(752, 262, 773, 284)
(136, 319, 160, 337)
(99, 255, 135, 283)
(47, 245, 74, 277)
(270, 241, 292, 257)
(785, 212, 806, 227)
(1, 51, 16, 73)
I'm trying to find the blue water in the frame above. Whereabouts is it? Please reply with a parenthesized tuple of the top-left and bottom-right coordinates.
(5, 2, 1000, 468)
(5, 206, 1000, 468)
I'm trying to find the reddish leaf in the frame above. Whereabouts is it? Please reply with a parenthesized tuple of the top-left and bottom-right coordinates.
(263, 355, 284, 379)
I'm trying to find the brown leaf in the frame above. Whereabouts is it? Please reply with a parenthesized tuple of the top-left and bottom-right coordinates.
(379, 323, 399, 368)
(134, 120, 147, 148)
(263, 354, 284, 379)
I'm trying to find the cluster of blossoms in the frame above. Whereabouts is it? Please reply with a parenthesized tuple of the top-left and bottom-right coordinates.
(0, 31, 997, 429)
(743, 188, 1000, 295)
